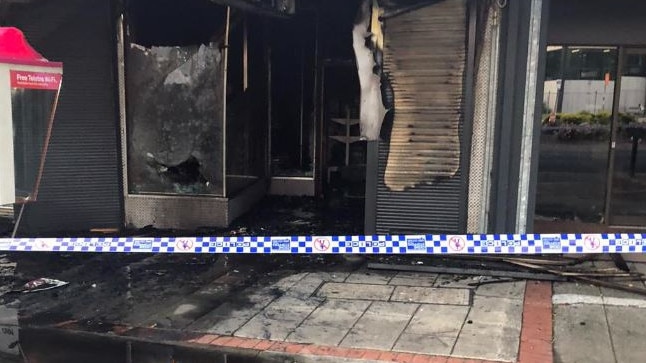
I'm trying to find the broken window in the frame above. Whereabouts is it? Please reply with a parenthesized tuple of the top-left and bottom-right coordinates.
(124, 0, 228, 196)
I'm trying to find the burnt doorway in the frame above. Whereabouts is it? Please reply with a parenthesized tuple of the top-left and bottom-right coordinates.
(267, 0, 365, 200)
(269, 14, 316, 179)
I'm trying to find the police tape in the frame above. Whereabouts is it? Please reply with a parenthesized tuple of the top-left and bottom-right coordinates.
(0, 233, 644, 254)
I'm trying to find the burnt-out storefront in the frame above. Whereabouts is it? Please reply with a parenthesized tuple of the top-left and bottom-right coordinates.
(117, 0, 495, 231)
(2, 0, 553, 235)
(119, 1, 266, 229)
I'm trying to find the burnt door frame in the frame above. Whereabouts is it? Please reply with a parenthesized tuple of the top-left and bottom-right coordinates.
(489, 0, 551, 233)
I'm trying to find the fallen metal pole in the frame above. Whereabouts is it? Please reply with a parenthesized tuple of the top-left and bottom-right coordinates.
(367, 262, 566, 281)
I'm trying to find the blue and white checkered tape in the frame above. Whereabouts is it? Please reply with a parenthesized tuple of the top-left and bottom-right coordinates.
(0, 234, 645, 254)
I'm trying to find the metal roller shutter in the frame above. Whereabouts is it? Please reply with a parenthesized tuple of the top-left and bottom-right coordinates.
(8, 0, 122, 234)
(377, 0, 467, 234)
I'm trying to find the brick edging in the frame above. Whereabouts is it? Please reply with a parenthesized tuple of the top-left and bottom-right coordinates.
(185, 333, 505, 363)
(518, 281, 553, 363)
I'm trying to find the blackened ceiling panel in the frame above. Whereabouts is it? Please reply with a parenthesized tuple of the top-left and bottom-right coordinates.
(377, 0, 467, 234)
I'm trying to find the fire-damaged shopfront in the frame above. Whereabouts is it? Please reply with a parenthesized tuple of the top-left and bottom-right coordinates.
(1, 0, 552, 235)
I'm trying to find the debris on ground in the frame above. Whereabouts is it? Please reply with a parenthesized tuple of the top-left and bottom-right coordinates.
(369, 254, 646, 296)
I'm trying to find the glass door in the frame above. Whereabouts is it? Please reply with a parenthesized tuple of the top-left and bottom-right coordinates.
(608, 48, 646, 225)
(536, 46, 617, 223)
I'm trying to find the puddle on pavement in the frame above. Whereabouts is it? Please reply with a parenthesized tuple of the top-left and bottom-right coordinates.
(0, 328, 286, 363)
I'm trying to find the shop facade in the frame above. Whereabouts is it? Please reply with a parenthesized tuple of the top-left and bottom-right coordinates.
(4, 0, 643, 236)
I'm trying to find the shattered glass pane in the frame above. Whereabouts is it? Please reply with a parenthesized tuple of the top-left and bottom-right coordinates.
(126, 43, 225, 196)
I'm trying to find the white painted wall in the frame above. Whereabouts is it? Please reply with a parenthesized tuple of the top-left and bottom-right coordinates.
(543, 77, 646, 114)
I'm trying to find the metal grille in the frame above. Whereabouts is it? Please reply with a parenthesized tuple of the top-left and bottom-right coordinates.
(377, 0, 467, 234)
(124, 195, 228, 230)
(467, 2, 499, 233)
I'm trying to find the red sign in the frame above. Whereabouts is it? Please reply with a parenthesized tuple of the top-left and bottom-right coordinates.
(10, 70, 61, 90)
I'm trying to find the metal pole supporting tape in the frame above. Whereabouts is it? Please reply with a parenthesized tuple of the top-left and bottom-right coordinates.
(0, 234, 645, 254)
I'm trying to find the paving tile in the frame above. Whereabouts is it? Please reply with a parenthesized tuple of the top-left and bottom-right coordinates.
(317, 282, 395, 301)
(452, 296, 522, 362)
(395, 331, 456, 356)
(553, 304, 614, 363)
(340, 302, 419, 350)
(265, 295, 323, 313)
(389, 272, 438, 287)
(235, 302, 319, 341)
(199, 313, 257, 335)
(303, 299, 371, 328)
(605, 305, 646, 363)
(345, 271, 396, 285)
(600, 281, 646, 300)
(235, 316, 296, 340)
(244, 286, 285, 305)
(453, 325, 519, 362)
(391, 286, 470, 305)
(308, 271, 351, 283)
(188, 301, 269, 334)
(474, 280, 526, 300)
(286, 324, 350, 345)
(403, 304, 470, 336)
(272, 272, 309, 290)
(552, 281, 601, 297)
(462, 296, 522, 328)
(284, 275, 326, 299)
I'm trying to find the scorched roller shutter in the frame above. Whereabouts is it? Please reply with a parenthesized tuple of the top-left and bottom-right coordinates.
(377, 0, 467, 234)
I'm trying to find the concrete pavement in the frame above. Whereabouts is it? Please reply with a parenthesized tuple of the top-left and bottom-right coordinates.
(552, 258, 646, 363)
(10, 254, 646, 363)
(177, 269, 531, 362)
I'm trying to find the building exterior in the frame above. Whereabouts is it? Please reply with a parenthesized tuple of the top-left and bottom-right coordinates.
(2, 0, 645, 236)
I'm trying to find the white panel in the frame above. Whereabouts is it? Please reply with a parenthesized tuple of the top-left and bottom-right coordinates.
(0, 65, 16, 206)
